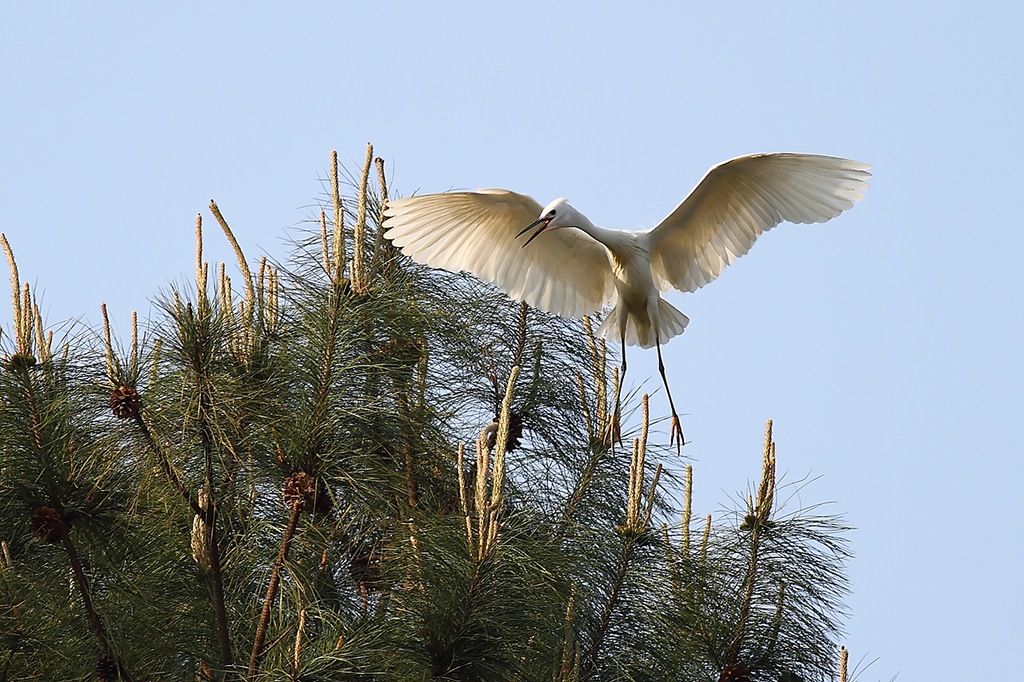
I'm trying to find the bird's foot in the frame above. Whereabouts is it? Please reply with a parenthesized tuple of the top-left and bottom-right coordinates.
(669, 414, 685, 454)
(603, 412, 623, 451)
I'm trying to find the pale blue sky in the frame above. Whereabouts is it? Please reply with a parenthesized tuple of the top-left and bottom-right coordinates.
(3, 3, 1021, 679)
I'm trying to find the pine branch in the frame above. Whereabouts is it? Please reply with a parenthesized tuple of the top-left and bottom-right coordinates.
(248, 503, 303, 680)
(579, 397, 660, 680)
(578, 545, 631, 681)
(43, 512, 136, 682)
(205, 489, 234, 676)
(130, 412, 203, 517)
(195, 326, 235, 675)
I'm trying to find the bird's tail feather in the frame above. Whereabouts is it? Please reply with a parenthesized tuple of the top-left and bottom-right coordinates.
(653, 298, 690, 347)
(595, 299, 689, 349)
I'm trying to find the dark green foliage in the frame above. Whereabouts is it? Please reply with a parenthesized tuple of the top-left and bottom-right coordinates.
(0, 151, 857, 682)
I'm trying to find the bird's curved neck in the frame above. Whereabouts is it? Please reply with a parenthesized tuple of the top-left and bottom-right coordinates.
(570, 215, 614, 243)
(569, 216, 631, 255)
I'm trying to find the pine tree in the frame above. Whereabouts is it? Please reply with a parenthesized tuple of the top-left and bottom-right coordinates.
(1, 146, 857, 682)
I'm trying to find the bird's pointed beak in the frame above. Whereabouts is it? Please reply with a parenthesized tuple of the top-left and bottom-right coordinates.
(517, 217, 552, 249)
(516, 217, 546, 239)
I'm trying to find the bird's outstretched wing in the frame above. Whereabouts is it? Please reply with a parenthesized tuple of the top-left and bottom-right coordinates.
(646, 153, 871, 293)
(383, 189, 614, 318)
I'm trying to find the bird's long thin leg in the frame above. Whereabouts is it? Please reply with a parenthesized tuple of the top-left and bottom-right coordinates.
(656, 336, 685, 452)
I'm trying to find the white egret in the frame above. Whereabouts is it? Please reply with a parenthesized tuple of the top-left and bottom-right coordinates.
(382, 153, 870, 449)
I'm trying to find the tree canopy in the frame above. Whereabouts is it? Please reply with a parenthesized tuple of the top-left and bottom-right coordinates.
(1, 147, 855, 682)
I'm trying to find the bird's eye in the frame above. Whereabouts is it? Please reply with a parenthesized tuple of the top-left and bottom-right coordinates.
(548, 210, 557, 217)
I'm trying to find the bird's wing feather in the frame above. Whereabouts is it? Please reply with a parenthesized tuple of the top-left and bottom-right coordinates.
(645, 154, 870, 293)
(383, 189, 614, 318)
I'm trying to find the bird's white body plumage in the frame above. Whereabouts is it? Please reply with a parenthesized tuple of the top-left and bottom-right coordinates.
(382, 153, 870, 351)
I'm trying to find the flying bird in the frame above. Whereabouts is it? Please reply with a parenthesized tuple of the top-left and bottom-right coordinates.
(382, 153, 870, 449)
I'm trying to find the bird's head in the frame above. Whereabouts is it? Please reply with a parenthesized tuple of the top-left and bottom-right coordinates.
(516, 198, 579, 248)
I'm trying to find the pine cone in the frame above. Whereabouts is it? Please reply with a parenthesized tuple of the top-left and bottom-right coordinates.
(485, 411, 524, 452)
(6, 353, 36, 370)
(283, 472, 331, 514)
(284, 472, 315, 510)
(740, 513, 775, 532)
(30, 507, 65, 543)
(718, 663, 752, 682)
(110, 385, 141, 419)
